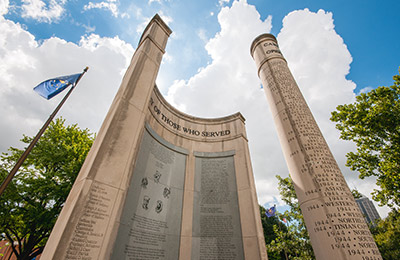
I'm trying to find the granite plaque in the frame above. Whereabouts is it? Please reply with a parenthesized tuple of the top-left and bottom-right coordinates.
(111, 125, 187, 259)
(191, 151, 244, 260)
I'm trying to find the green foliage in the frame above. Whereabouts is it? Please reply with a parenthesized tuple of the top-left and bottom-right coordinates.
(351, 188, 363, 199)
(370, 210, 400, 260)
(266, 175, 315, 259)
(330, 71, 400, 208)
(260, 205, 286, 260)
(0, 118, 94, 260)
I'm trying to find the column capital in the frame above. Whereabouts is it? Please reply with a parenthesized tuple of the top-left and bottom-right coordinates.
(138, 13, 172, 53)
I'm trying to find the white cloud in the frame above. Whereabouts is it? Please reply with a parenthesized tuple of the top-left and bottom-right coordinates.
(136, 19, 150, 34)
(219, 0, 230, 7)
(164, 2, 389, 216)
(84, 0, 119, 18)
(158, 11, 172, 25)
(82, 24, 96, 33)
(133, 6, 142, 19)
(197, 28, 208, 43)
(120, 12, 129, 19)
(166, 0, 276, 206)
(136, 11, 172, 34)
(358, 86, 373, 94)
(162, 52, 173, 63)
(0, 0, 9, 16)
(148, 0, 161, 4)
(21, 0, 66, 23)
(0, 10, 134, 155)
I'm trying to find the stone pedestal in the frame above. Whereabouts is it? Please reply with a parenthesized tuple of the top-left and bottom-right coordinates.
(42, 15, 267, 260)
(251, 34, 382, 260)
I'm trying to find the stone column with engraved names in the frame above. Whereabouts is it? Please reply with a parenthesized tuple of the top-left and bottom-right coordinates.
(251, 34, 382, 260)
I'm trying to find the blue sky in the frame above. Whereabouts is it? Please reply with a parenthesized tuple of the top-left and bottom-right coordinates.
(0, 0, 398, 217)
(4, 0, 399, 93)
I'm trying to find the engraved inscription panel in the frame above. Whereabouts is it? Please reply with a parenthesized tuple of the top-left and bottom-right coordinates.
(66, 183, 117, 260)
(111, 128, 187, 260)
(192, 152, 244, 260)
(148, 92, 236, 141)
(256, 37, 382, 259)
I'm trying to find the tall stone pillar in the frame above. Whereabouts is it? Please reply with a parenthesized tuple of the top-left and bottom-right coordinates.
(251, 34, 382, 259)
(41, 14, 172, 259)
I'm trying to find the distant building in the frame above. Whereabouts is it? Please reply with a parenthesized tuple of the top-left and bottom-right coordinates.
(356, 194, 381, 225)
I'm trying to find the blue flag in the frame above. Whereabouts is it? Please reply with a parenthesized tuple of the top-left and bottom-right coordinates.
(33, 73, 82, 99)
(265, 206, 276, 218)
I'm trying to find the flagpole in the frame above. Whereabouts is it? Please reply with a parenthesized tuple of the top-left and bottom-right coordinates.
(0, 67, 89, 197)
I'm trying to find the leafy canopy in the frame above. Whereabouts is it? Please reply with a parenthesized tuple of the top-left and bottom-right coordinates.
(330, 72, 400, 208)
(266, 175, 315, 260)
(260, 205, 287, 260)
(0, 118, 94, 260)
(370, 210, 400, 260)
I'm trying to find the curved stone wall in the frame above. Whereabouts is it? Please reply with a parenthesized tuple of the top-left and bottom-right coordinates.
(110, 85, 267, 259)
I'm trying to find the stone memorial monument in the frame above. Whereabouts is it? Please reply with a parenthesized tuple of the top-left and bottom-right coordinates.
(251, 34, 382, 259)
(41, 14, 267, 259)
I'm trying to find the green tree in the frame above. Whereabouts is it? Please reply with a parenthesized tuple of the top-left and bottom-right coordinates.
(370, 210, 400, 260)
(260, 205, 287, 260)
(330, 71, 400, 208)
(351, 188, 363, 199)
(0, 118, 94, 260)
(266, 175, 315, 259)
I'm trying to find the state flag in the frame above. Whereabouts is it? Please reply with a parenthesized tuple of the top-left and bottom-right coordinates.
(33, 73, 82, 99)
(265, 205, 276, 218)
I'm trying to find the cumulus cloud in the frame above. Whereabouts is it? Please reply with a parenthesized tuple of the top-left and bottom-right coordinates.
(166, 0, 277, 205)
(0, 0, 9, 16)
(21, 0, 66, 23)
(164, 2, 389, 216)
(0, 9, 134, 154)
